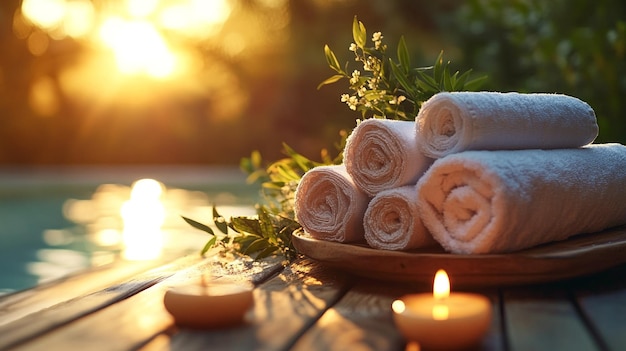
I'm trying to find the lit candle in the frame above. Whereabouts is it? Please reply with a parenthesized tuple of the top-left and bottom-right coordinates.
(163, 276, 254, 329)
(392, 270, 492, 350)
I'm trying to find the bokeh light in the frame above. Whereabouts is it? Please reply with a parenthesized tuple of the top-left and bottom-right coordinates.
(18, 0, 233, 79)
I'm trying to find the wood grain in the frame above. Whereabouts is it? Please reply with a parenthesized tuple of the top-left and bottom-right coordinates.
(290, 281, 407, 351)
(292, 225, 626, 287)
(502, 287, 599, 351)
(0, 255, 204, 350)
(0, 258, 168, 327)
(8, 254, 283, 351)
(573, 264, 626, 351)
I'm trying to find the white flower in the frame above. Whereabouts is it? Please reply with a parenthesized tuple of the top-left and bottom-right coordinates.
(349, 70, 361, 85)
(364, 56, 380, 72)
(347, 96, 359, 110)
(390, 95, 407, 105)
(372, 32, 383, 49)
(368, 78, 378, 90)
(349, 43, 358, 52)
(341, 94, 359, 111)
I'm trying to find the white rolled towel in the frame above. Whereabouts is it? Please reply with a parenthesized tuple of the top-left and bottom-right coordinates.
(364, 185, 436, 250)
(294, 164, 369, 243)
(416, 143, 626, 254)
(344, 119, 433, 196)
(416, 92, 599, 158)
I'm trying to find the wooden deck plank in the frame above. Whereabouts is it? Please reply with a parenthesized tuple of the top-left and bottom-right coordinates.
(574, 264, 626, 351)
(0, 255, 204, 350)
(0, 259, 169, 327)
(140, 258, 353, 351)
(576, 288, 626, 351)
(8, 254, 284, 351)
(502, 286, 600, 351)
(290, 280, 407, 351)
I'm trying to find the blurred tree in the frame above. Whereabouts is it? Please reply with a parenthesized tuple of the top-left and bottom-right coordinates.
(0, 0, 454, 165)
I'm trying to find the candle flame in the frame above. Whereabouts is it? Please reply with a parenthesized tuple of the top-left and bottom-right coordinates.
(433, 269, 450, 300)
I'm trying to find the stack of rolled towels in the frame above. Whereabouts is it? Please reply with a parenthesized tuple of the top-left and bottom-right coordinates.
(294, 91, 626, 254)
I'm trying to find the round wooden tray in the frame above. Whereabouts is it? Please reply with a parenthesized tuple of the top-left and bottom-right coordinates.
(292, 225, 626, 287)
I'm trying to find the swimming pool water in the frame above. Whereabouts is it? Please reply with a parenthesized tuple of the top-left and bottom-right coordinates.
(0, 166, 259, 295)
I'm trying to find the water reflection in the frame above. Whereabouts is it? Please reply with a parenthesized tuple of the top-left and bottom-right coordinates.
(61, 178, 255, 261)
(18, 177, 257, 289)
(26, 249, 90, 283)
(120, 179, 166, 260)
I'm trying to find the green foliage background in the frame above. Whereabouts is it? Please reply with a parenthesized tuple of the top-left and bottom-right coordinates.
(446, 0, 626, 143)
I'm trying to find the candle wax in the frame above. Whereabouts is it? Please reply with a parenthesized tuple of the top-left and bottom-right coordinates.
(163, 281, 254, 329)
(393, 292, 491, 350)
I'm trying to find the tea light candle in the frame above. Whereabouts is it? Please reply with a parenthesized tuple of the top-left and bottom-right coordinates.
(163, 277, 254, 329)
(392, 270, 491, 350)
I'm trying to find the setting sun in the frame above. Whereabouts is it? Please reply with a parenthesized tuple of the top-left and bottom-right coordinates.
(99, 17, 176, 78)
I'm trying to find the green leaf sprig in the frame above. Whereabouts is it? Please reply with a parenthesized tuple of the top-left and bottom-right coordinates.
(185, 16, 486, 261)
(319, 16, 487, 120)
(182, 204, 300, 261)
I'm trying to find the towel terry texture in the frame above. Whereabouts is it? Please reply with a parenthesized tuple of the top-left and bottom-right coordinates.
(294, 164, 369, 243)
(416, 143, 626, 254)
(344, 119, 433, 196)
(364, 185, 436, 250)
(416, 92, 599, 158)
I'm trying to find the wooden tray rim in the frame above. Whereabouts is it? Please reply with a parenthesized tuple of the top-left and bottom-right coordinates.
(292, 225, 626, 287)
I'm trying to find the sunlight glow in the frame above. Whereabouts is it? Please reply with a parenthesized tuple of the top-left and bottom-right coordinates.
(127, 0, 159, 18)
(20, 0, 233, 79)
(159, 0, 231, 37)
(29, 75, 59, 116)
(100, 18, 176, 78)
(62, 0, 94, 38)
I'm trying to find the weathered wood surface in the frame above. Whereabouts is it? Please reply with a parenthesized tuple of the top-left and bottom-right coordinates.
(0, 258, 169, 327)
(0, 255, 202, 350)
(2, 253, 283, 351)
(502, 287, 600, 351)
(290, 280, 412, 351)
(574, 264, 626, 351)
(1, 253, 626, 351)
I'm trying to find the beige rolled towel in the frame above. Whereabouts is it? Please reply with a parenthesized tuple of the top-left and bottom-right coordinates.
(416, 92, 599, 158)
(364, 185, 436, 250)
(416, 144, 626, 254)
(344, 119, 433, 196)
(294, 164, 369, 242)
